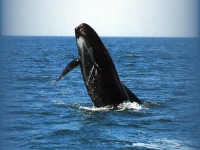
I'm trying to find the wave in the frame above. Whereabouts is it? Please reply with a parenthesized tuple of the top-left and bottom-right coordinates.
(132, 139, 193, 150)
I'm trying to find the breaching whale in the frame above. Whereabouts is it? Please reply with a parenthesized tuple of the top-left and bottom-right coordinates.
(56, 23, 142, 107)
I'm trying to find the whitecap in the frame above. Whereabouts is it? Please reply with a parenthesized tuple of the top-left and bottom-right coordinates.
(132, 139, 192, 150)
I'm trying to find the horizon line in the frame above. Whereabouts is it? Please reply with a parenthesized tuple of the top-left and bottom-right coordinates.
(1, 35, 199, 38)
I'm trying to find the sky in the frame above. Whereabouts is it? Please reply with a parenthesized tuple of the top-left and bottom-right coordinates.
(1, 0, 199, 37)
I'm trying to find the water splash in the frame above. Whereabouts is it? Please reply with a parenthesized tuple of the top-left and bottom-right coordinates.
(44, 99, 156, 112)
(78, 102, 144, 112)
(116, 102, 143, 111)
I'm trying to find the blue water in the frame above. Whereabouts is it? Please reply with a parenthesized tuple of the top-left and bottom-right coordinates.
(0, 36, 199, 149)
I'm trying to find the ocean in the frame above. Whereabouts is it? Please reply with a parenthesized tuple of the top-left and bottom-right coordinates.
(0, 36, 199, 149)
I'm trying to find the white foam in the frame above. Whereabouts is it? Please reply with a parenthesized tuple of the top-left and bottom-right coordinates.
(47, 99, 145, 112)
(79, 105, 113, 112)
(78, 102, 144, 112)
(116, 102, 143, 111)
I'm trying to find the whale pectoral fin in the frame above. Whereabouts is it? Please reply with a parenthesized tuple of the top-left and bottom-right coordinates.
(123, 84, 142, 104)
(55, 58, 80, 82)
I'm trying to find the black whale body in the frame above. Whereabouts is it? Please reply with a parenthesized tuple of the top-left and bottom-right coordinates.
(56, 23, 142, 107)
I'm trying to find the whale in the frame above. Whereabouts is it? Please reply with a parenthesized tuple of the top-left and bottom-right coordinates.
(56, 23, 142, 107)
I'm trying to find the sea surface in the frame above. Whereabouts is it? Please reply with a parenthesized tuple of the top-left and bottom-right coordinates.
(0, 36, 199, 149)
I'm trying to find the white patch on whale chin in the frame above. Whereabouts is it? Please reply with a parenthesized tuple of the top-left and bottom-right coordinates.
(77, 37, 85, 50)
(77, 37, 91, 56)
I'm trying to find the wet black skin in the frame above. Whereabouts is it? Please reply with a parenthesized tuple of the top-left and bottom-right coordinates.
(56, 23, 142, 107)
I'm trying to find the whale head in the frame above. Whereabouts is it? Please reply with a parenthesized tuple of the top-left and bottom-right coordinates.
(75, 23, 107, 68)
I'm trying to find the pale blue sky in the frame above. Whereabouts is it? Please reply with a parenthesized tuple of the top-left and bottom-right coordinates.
(1, 0, 199, 37)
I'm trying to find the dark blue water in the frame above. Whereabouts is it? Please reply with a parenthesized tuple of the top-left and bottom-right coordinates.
(1, 36, 199, 149)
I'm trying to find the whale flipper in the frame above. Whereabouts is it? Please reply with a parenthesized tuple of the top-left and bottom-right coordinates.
(56, 58, 80, 82)
(123, 84, 142, 104)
